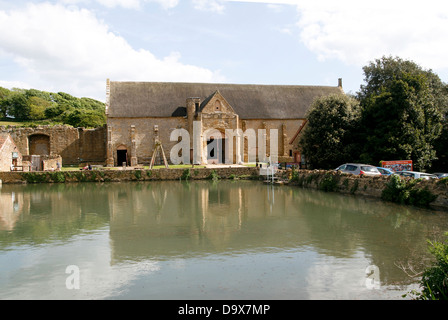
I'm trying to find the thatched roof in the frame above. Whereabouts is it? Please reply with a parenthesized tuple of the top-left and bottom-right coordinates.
(108, 81, 344, 119)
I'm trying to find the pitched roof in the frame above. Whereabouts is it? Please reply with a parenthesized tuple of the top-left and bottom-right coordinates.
(108, 81, 344, 119)
(0, 134, 10, 150)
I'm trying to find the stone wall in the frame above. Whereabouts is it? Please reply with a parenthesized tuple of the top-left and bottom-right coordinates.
(0, 166, 259, 184)
(286, 169, 448, 211)
(107, 117, 186, 166)
(107, 117, 303, 166)
(0, 125, 106, 165)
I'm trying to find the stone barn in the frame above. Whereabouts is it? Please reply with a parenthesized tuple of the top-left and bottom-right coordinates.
(105, 80, 344, 167)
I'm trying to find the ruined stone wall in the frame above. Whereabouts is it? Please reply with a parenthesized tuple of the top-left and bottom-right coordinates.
(42, 155, 63, 171)
(0, 125, 107, 165)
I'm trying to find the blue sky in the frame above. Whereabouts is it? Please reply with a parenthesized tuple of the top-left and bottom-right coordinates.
(1, 0, 448, 101)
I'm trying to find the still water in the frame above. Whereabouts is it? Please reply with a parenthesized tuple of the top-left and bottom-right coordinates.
(0, 180, 447, 300)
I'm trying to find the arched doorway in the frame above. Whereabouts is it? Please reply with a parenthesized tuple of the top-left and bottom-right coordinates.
(206, 132, 226, 164)
(116, 145, 128, 166)
(29, 134, 50, 156)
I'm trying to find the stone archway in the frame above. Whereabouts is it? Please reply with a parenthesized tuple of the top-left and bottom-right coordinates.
(205, 130, 226, 164)
(29, 134, 50, 156)
(116, 145, 128, 166)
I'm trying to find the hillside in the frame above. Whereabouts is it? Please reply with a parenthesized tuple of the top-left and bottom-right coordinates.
(0, 87, 106, 128)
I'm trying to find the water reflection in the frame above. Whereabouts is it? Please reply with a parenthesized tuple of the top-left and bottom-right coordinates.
(0, 181, 447, 299)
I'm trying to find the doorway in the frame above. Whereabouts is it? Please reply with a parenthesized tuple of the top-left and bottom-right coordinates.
(207, 137, 226, 164)
(117, 149, 128, 166)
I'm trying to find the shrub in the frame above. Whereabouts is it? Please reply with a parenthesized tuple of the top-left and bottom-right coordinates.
(23, 172, 48, 183)
(381, 175, 437, 207)
(437, 177, 448, 186)
(134, 170, 142, 180)
(350, 180, 359, 194)
(181, 169, 191, 180)
(208, 170, 219, 181)
(49, 171, 66, 183)
(319, 173, 339, 192)
(410, 233, 448, 300)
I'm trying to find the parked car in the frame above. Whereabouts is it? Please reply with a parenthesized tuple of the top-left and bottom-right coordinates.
(395, 171, 438, 180)
(335, 163, 381, 176)
(433, 173, 448, 179)
(376, 167, 395, 175)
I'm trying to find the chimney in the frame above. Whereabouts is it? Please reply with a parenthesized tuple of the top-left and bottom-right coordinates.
(338, 78, 343, 88)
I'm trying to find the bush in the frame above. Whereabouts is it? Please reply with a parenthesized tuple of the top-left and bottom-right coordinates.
(181, 169, 191, 180)
(49, 171, 66, 183)
(410, 233, 448, 300)
(23, 172, 48, 183)
(381, 175, 437, 207)
(208, 170, 219, 181)
(319, 173, 339, 192)
(134, 170, 142, 180)
(437, 177, 448, 186)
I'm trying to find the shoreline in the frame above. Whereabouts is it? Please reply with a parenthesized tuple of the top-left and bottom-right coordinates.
(1, 167, 447, 212)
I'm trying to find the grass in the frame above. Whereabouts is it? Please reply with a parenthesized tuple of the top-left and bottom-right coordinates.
(0, 118, 63, 127)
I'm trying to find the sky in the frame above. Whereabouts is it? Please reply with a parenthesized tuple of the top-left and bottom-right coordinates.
(1, 0, 448, 102)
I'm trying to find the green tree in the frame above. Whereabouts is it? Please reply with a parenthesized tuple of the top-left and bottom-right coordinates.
(299, 94, 362, 169)
(7, 90, 30, 120)
(358, 56, 445, 171)
(63, 109, 106, 128)
(432, 122, 448, 172)
(28, 96, 52, 120)
(0, 87, 11, 118)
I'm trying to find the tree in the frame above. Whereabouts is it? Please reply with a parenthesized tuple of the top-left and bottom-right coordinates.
(358, 56, 445, 171)
(7, 90, 30, 120)
(28, 96, 52, 120)
(63, 109, 106, 128)
(432, 122, 448, 172)
(299, 94, 362, 169)
(0, 87, 11, 118)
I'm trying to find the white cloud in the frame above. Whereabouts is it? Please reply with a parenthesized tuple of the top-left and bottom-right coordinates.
(294, 0, 448, 68)
(0, 2, 223, 100)
(60, 0, 179, 10)
(192, 0, 225, 13)
(222, 0, 448, 69)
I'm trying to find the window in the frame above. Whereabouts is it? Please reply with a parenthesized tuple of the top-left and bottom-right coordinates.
(289, 150, 292, 157)
(361, 166, 377, 172)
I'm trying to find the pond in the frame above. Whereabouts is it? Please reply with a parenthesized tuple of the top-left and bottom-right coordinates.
(0, 180, 447, 300)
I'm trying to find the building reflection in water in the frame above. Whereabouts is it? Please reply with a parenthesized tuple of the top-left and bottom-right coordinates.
(1, 180, 448, 289)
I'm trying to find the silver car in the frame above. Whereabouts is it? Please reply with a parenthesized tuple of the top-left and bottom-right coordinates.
(335, 163, 381, 176)
(433, 173, 448, 179)
(396, 171, 438, 180)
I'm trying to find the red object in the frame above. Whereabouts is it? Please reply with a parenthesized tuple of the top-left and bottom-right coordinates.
(380, 160, 413, 172)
